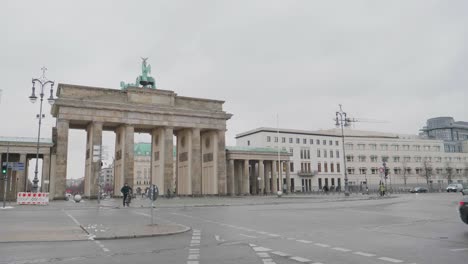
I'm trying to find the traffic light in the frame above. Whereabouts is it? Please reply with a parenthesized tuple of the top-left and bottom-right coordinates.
(1, 164, 7, 175)
(385, 168, 389, 179)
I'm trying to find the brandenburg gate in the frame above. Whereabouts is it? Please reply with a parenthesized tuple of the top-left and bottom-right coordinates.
(50, 59, 232, 199)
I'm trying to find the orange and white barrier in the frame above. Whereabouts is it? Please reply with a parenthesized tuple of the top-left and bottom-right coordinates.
(17, 192, 49, 205)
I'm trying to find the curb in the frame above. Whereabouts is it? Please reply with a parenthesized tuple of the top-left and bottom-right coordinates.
(92, 224, 191, 241)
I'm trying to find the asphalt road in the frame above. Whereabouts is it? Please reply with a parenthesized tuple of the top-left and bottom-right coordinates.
(1, 193, 467, 264)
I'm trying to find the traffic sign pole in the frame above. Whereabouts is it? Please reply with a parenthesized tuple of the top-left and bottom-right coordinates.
(3, 143, 10, 208)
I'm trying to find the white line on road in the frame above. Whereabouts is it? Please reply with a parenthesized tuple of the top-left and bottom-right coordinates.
(271, 251, 289, 257)
(353, 251, 376, 257)
(215, 235, 225, 242)
(296, 239, 313, 244)
(378, 257, 404, 263)
(253, 246, 272, 252)
(267, 233, 281, 237)
(289, 256, 312, 262)
(450, 248, 468, 252)
(257, 252, 270, 258)
(64, 211, 81, 226)
(240, 234, 257, 238)
(332, 247, 352, 252)
(314, 243, 330, 248)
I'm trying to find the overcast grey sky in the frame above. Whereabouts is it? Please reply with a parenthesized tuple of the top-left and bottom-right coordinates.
(1, 0, 467, 180)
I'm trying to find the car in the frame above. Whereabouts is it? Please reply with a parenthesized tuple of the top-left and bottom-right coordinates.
(410, 187, 428, 193)
(446, 183, 463, 192)
(459, 197, 468, 224)
(462, 188, 468, 196)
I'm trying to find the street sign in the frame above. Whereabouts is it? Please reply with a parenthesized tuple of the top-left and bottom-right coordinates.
(44, 180, 49, 184)
(379, 167, 384, 173)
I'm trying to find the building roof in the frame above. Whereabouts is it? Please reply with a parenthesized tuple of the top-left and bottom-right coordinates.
(235, 127, 403, 139)
(226, 146, 289, 154)
(0, 137, 53, 144)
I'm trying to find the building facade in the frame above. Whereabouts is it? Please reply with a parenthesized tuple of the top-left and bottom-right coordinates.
(420, 116, 468, 153)
(236, 128, 344, 192)
(236, 127, 468, 192)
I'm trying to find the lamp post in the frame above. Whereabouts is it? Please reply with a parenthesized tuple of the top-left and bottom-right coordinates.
(29, 67, 55, 192)
(335, 104, 353, 197)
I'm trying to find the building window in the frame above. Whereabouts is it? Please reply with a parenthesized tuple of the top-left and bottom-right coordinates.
(275, 137, 278, 142)
(358, 144, 365, 150)
(303, 138, 307, 144)
(393, 156, 400, 163)
(282, 137, 286, 143)
(392, 145, 399, 151)
(348, 168, 355, 175)
(290, 163, 294, 172)
(413, 145, 421, 151)
(371, 167, 378, 174)
(324, 163, 328, 172)
(300, 150, 304, 159)
(370, 144, 377, 150)
(405, 168, 412, 174)
(331, 163, 335, 173)
(318, 163, 322, 172)
(289, 138, 293, 143)
(424, 145, 430, 151)
(323, 140, 327, 145)
(317, 149, 321, 157)
(381, 144, 388, 151)
(335, 141, 339, 146)
(345, 143, 353, 150)
(316, 139, 320, 145)
(247, 140, 250, 146)
(307, 149, 311, 159)
(358, 155, 366, 162)
(310, 139, 314, 144)
(415, 156, 422, 162)
(330, 150, 333, 158)
(394, 168, 401, 175)
(324, 150, 327, 158)
(370, 155, 378, 162)
(434, 146, 441, 152)
(267, 136, 271, 142)
(424, 157, 432, 162)
(336, 150, 340, 158)
(329, 140, 333, 146)
(346, 155, 354, 162)
(415, 168, 422, 174)
(296, 138, 300, 144)
(337, 163, 341, 173)
(403, 145, 410, 151)
(359, 168, 367, 175)
(435, 157, 442, 162)
(404, 156, 411, 162)
(382, 156, 389, 162)
(289, 148, 294, 154)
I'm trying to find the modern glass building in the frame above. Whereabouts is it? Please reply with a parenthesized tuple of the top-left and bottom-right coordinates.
(420, 117, 468, 153)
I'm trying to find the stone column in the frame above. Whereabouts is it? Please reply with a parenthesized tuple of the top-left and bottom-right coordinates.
(151, 127, 174, 196)
(258, 160, 264, 195)
(286, 161, 291, 194)
(251, 161, 257, 195)
(114, 124, 134, 196)
(191, 128, 202, 195)
(123, 125, 134, 189)
(54, 119, 69, 199)
(227, 159, 235, 196)
(264, 161, 271, 194)
(16, 154, 27, 193)
(217, 130, 227, 195)
(272, 161, 278, 192)
(41, 154, 51, 193)
(243, 159, 249, 195)
(85, 122, 102, 198)
(236, 160, 242, 195)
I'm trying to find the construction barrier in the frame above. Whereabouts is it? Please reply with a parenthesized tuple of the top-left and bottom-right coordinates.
(17, 192, 49, 205)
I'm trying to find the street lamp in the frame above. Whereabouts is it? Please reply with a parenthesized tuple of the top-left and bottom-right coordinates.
(29, 67, 55, 192)
(335, 104, 353, 197)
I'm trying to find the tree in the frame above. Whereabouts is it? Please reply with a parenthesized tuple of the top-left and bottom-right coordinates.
(445, 162, 454, 184)
(401, 160, 409, 186)
(421, 160, 433, 189)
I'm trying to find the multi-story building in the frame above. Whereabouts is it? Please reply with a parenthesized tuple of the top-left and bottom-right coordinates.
(236, 127, 468, 192)
(100, 166, 114, 194)
(133, 143, 151, 194)
(420, 116, 468, 153)
(235, 128, 344, 192)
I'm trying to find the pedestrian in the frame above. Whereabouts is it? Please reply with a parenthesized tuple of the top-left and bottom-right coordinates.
(121, 183, 132, 207)
(323, 185, 329, 193)
(379, 182, 385, 197)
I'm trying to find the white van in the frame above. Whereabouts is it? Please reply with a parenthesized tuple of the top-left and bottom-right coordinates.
(446, 183, 463, 192)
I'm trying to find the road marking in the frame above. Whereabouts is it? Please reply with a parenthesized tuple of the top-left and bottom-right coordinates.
(240, 234, 257, 238)
(187, 230, 201, 264)
(314, 243, 330, 248)
(257, 231, 269, 235)
(354, 251, 376, 257)
(257, 252, 270, 258)
(187, 261, 199, 264)
(215, 235, 225, 242)
(296, 239, 312, 244)
(267, 233, 281, 237)
(332, 247, 352, 252)
(271, 251, 289, 257)
(378, 257, 404, 263)
(262, 259, 275, 263)
(64, 211, 81, 226)
(253, 246, 272, 252)
(450, 248, 468, 252)
(249, 243, 257, 247)
(290, 256, 312, 262)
